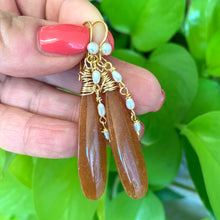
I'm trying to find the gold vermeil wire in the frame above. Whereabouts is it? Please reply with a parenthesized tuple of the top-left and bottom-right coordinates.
(83, 20, 109, 47)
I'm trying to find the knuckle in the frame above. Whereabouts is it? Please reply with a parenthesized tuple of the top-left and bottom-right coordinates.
(28, 83, 46, 113)
(22, 114, 36, 155)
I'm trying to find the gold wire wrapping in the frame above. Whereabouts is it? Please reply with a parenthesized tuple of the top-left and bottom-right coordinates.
(79, 20, 141, 136)
(79, 54, 117, 96)
(79, 53, 115, 138)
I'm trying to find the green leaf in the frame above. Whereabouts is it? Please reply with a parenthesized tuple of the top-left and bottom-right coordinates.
(143, 129, 181, 189)
(180, 111, 220, 220)
(0, 172, 35, 216)
(109, 149, 117, 172)
(57, 87, 79, 96)
(9, 155, 33, 189)
(33, 157, 98, 220)
(0, 149, 4, 177)
(155, 188, 183, 203)
(182, 136, 213, 214)
(0, 214, 37, 220)
(131, 0, 185, 52)
(113, 33, 129, 50)
(96, 194, 106, 220)
(106, 191, 165, 220)
(112, 49, 147, 68)
(101, 0, 185, 51)
(140, 43, 198, 143)
(0, 214, 11, 220)
(0, 150, 15, 180)
(184, 78, 220, 123)
(184, 0, 220, 59)
(206, 31, 220, 76)
(95, 146, 112, 220)
(102, 0, 146, 34)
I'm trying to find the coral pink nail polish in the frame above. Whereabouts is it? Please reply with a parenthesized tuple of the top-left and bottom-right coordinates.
(38, 24, 115, 56)
(38, 24, 90, 55)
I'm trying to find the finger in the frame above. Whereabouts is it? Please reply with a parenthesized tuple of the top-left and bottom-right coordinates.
(0, 10, 89, 77)
(16, 0, 46, 18)
(36, 57, 164, 114)
(0, 69, 162, 129)
(0, 104, 77, 158)
(0, 76, 80, 122)
(0, 0, 46, 16)
(0, 1, 20, 15)
(9, 0, 107, 43)
(55, 0, 102, 23)
(54, 0, 108, 44)
(14, 0, 103, 23)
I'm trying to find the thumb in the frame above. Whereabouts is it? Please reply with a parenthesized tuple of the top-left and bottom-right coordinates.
(0, 10, 90, 77)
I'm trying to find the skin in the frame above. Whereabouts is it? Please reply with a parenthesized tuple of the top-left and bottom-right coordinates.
(0, 0, 163, 158)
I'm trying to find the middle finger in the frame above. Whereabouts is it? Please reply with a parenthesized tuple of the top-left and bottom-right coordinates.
(0, 76, 80, 122)
(35, 57, 163, 115)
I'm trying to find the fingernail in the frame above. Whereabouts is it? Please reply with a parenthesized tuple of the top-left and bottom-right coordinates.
(153, 89, 166, 112)
(38, 24, 115, 56)
(38, 24, 90, 55)
(138, 122, 145, 141)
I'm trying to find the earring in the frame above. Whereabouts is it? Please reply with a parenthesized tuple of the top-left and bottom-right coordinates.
(77, 21, 148, 200)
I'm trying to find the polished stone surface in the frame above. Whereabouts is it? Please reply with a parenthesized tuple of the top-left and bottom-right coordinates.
(78, 94, 107, 200)
(105, 90, 148, 199)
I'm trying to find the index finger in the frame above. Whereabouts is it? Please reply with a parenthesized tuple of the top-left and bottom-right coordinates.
(0, 0, 109, 77)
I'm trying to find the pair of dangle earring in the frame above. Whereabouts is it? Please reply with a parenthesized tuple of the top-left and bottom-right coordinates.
(77, 21, 148, 200)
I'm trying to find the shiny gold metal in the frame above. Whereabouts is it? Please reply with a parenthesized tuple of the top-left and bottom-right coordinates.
(83, 20, 108, 47)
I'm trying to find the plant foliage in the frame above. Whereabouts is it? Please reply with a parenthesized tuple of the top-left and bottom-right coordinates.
(1, 0, 220, 219)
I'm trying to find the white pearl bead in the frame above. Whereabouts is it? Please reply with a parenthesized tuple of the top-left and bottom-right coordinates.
(92, 70, 100, 84)
(126, 98, 135, 110)
(101, 43, 112, 55)
(112, 70, 122, 82)
(134, 121, 141, 132)
(103, 130, 109, 140)
(87, 42, 99, 54)
(97, 103, 105, 117)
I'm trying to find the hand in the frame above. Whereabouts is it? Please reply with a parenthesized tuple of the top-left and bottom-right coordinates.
(0, 0, 164, 158)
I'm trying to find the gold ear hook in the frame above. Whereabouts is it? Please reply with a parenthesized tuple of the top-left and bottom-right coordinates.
(83, 21, 93, 42)
(83, 20, 109, 46)
(92, 20, 108, 47)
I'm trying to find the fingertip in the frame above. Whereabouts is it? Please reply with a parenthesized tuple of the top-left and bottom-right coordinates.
(105, 57, 163, 115)
(152, 89, 166, 112)
(132, 69, 163, 115)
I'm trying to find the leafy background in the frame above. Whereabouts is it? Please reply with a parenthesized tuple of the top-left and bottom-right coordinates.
(0, 0, 220, 219)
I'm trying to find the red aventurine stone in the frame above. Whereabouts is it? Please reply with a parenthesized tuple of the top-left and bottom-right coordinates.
(78, 94, 107, 200)
(105, 90, 148, 199)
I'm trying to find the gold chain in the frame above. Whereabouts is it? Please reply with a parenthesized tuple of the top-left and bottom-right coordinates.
(118, 82, 140, 136)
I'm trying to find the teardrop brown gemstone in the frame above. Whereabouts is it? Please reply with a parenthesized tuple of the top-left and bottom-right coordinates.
(105, 90, 148, 199)
(78, 94, 107, 200)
